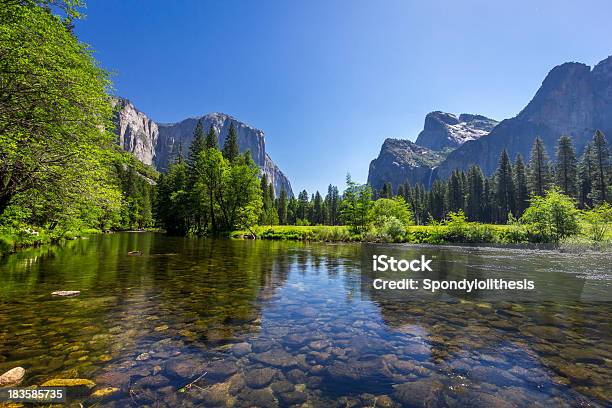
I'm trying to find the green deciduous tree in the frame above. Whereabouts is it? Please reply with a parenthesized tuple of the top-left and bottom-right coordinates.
(0, 2, 122, 232)
(520, 188, 579, 243)
(340, 175, 372, 233)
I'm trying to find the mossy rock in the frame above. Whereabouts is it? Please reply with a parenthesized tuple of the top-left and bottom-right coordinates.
(91, 387, 120, 398)
(41, 378, 95, 388)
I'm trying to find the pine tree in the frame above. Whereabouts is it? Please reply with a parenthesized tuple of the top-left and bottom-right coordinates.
(494, 150, 515, 223)
(428, 179, 445, 221)
(222, 123, 240, 162)
(380, 182, 393, 199)
(396, 184, 405, 199)
(313, 191, 323, 224)
(578, 143, 594, 208)
(589, 130, 611, 204)
(527, 137, 552, 196)
(445, 170, 464, 213)
(514, 154, 529, 216)
(205, 124, 218, 149)
(188, 119, 205, 168)
(297, 190, 309, 223)
(325, 185, 340, 225)
(466, 165, 484, 221)
(555, 135, 578, 198)
(482, 178, 494, 223)
(277, 187, 288, 224)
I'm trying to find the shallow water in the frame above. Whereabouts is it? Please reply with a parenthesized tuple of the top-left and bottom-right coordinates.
(0, 233, 610, 407)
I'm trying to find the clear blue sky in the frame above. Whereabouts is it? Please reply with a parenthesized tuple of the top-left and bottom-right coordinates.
(76, 0, 612, 194)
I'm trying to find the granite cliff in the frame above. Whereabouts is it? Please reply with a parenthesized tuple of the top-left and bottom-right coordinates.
(368, 112, 495, 190)
(369, 55, 612, 190)
(112, 99, 293, 197)
(435, 56, 612, 179)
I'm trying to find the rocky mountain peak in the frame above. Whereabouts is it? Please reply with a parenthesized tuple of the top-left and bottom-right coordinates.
(415, 111, 498, 150)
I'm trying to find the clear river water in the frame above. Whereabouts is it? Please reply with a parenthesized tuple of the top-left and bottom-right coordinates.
(0, 232, 610, 407)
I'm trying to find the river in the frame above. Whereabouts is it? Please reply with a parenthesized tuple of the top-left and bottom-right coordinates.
(0, 232, 610, 407)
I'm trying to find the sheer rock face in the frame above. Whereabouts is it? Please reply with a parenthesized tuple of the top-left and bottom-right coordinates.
(435, 56, 612, 179)
(367, 139, 446, 191)
(112, 98, 159, 166)
(415, 111, 498, 151)
(111, 101, 293, 197)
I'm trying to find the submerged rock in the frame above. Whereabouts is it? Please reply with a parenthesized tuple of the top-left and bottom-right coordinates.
(230, 342, 252, 357)
(205, 360, 238, 381)
(393, 379, 443, 407)
(0, 367, 25, 387)
(239, 387, 277, 408)
(135, 352, 150, 361)
(245, 367, 277, 388)
(51, 291, 80, 297)
(252, 348, 297, 368)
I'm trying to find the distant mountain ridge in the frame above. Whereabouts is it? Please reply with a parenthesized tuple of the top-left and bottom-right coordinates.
(368, 111, 496, 189)
(435, 56, 612, 179)
(112, 99, 293, 197)
(368, 55, 612, 190)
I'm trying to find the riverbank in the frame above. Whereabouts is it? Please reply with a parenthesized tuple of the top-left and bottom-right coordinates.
(0, 227, 103, 255)
(232, 223, 612, 248)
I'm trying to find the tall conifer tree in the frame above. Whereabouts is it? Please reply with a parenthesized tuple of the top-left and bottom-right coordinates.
(590, 130, 611, 204)
(527, 137, 552, 196)
(514, 154, 529, 216)
(555, 135, 578, 198)
(495, 150, 515, 222)
(222, 123, 240, 162)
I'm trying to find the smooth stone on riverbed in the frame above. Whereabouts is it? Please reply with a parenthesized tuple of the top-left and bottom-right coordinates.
(51, 291, 80, 297)
(245, 367, 277, 388)
(0, 367, 25, 387)
(393, 379, 444, 407)
(251, 348, 297, 368)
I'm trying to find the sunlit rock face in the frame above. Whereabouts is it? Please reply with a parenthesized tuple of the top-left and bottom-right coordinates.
(367, 139, 446, 191)
(111, 100, 293, 197)
(415, 111, 497, 151)
(112, 97, 159, 166)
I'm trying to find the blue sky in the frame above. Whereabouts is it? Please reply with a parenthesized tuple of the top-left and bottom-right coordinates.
(76, 0, 612, 194)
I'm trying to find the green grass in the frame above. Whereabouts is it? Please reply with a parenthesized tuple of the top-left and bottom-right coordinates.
(233, 223, 612, 247)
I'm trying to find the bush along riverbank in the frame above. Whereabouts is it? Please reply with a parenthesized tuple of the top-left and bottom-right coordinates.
(233, 193, 612, 249)
(0, 225, 102, 255)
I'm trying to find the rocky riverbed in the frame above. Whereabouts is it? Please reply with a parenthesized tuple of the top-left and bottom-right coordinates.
(0, 234, 609, 407)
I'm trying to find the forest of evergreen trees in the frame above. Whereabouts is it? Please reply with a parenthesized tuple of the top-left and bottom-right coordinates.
(247, 131, 611, 228)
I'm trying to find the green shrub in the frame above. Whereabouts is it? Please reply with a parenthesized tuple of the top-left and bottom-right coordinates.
(581, 203, 612, 242)
(520, 189, 580, 243)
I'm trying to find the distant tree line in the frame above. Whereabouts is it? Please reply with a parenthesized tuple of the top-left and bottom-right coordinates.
(374, 132, 611, 224)
(255, 131, 610, 229)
